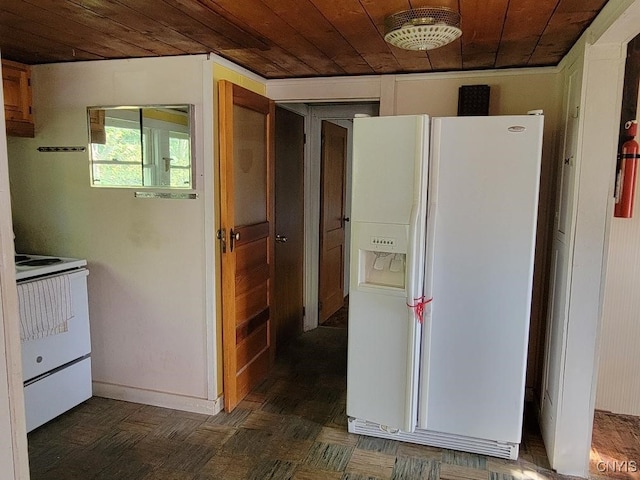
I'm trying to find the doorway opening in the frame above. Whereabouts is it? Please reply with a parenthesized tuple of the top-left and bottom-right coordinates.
(272, 102, 379, 354)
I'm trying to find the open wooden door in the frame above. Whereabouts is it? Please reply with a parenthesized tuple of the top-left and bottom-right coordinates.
(218, 80, 275, 412)
(319, 120, 348, 324)
(274, 107, 305, 350)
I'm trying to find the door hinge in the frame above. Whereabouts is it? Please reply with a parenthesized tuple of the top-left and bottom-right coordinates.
(303, 133, 307, 145)
(318, 301, 323, 312)
(302, 306, 306, 317)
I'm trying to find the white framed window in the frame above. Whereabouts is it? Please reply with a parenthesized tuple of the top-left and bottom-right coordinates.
(88, 105, 194, 189)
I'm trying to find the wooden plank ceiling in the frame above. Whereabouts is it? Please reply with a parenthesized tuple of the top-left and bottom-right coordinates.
(0, 0, 608, 79)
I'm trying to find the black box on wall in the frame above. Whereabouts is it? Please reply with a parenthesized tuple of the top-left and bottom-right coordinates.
(458, 85, 490, 116)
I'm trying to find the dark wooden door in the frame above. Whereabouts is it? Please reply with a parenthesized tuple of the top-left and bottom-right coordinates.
(218, 80, 275, 412)
(319, 120, 347, 324)
(274, 106, 305, 350)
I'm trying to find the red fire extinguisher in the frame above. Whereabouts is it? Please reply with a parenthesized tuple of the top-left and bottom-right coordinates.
(615, 120, 640, 218)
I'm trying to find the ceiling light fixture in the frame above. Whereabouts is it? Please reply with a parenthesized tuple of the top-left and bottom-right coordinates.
(384, 7, 462, 51)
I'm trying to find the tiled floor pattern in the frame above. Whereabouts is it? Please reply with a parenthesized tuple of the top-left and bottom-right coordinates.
(27, 327, 635, 479)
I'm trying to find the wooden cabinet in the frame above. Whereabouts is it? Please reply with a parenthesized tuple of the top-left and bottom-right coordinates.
(2, 59, 35, 137)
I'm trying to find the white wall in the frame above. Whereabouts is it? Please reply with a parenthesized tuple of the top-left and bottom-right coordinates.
(598, 216, 640, 417)
(597, 84, 640, 415)
(394, 70, 559, 118)
(7, 56, 217, 412)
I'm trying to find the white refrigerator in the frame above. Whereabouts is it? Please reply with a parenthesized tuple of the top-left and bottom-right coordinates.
(346, 114, 543, 460)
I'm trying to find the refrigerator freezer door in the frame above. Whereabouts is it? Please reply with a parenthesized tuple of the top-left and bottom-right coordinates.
(419, 115, 543, 443)
(347, 115, 429, 433)
(351, 115, 429, 226)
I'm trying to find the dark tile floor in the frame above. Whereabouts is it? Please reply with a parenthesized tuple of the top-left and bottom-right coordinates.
(321, 298, 348, 328)
(27, 325, 635, 479)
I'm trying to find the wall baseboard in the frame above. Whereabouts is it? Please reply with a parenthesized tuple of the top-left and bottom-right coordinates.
(92, 381, 223, 416)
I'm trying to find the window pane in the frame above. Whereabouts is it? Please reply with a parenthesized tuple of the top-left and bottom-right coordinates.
(170, 133, 191, 167)
(91, 125, 141, 163)
(91, 124, 142, 186)
(170, 168, 191, 187)
(89, 105, 193, 189)
(233, 105, 266, 226)
(92, 163, 142, 186)
(142, 130, 157, 187)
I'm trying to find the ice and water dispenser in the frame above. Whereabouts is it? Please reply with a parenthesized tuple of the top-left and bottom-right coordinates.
(353, 223, 408, 293)
(350, 115, 428, 300)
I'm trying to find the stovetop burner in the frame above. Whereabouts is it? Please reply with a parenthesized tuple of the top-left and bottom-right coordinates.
(15, 254, 87, 281)
(19, 258, 63, 267)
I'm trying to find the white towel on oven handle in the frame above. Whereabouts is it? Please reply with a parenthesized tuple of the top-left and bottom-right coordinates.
(18, 274, 73, 342)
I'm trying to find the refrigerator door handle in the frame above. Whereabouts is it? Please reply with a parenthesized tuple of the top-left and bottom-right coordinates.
(417, 200, 437, 428)
(402, 207, 426, 433)
(404, 198, 428, 429)
(398, 114, 430, 433)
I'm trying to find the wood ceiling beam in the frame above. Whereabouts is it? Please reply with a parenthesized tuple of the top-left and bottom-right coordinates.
(126, 0, 244, 52)
(201, 0, 344, 77)
(0, 24, 101, 63)
(3, 1, 157, 59)
(218, 49, 293, 79)
(66, 0, 209, 54)
(168, 0, 272, 51)
(17, 0, 185, 57)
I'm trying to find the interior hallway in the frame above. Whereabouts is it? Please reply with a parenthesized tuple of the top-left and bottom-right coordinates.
(27, 321, 628, 480)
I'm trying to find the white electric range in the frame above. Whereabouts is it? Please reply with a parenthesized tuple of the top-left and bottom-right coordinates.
(16, 253, 92, 432)
(15, 253, 87, 281)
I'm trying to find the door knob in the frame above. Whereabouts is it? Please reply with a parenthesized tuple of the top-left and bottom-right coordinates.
(229, 228, 240, 252)
(275, 234, 288, 243)
(343, 217, 350, 222)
